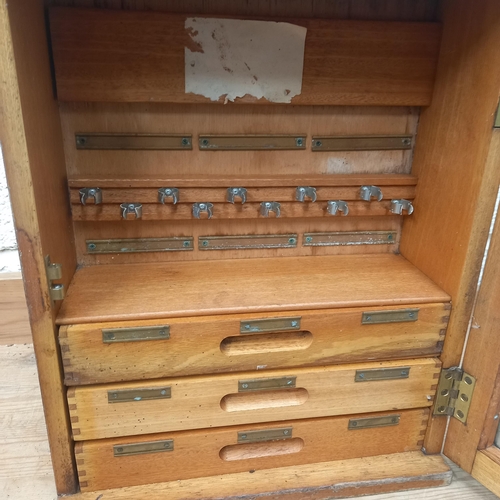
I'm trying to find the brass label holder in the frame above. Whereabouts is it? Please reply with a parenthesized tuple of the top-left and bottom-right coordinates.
(355, 367, 410, 382)
(361, 309, 419, 325)
(108, 387, 171, 403)
(238, 376, 297, 392)
(348, 414, 401, 430)
(87, 237, 194, 254)
(102, 325, 170, 343)
(312, 135, 412, 151)
(199, 135, 306, 150)
(237, 427, 293, 443)
(240, 317, 301, 334)
(113, 439, 174, 457)
(199, 234, 297, 250)
(75, 133, 192, 150)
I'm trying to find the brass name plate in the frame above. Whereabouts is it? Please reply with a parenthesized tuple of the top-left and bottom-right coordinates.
(75, 133, 192, 150)
(311, 135, 412, 151)
(348, 414, 401, 430)
(199, 135, 306, 150)
(108, 387, 171, 403)
(238, 427, 293, 443)
(199, 234, 297, 250)
(87, 238, 194, 254)
(238, 376, 296, 392)
(361, 309, 419, 325)
(303, 231, 397, 247)
(102, 325, 170, 343)
(114, 439, 174, 457)
(355, 367, 410, 382)
(240, 317, 301, 334)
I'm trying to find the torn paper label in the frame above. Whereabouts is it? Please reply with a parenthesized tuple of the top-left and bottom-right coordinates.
(185, 17, 306, 104)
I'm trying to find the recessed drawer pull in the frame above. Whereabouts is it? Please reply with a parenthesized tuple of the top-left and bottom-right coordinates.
(113, 439, 174, 457)
(240, 317, 301, 334)
(102, 325, 170, 343)
(108, 387, 171, 403)
(361, 308, 419, 325)
(355, 367, 410, 382)
(237, 426, 293, 443)
(348, 414, 401, 430)
(238, 376, 296, 392)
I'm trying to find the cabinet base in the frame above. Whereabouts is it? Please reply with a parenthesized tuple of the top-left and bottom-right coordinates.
(68, 451, 451, 499)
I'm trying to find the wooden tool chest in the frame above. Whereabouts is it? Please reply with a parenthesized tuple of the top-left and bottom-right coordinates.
(1, 1, 500, 499)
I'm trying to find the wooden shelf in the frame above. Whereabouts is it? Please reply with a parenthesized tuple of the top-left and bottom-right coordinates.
(56, 254, 450, 325)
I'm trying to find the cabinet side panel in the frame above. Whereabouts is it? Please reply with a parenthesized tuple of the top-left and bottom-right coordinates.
(0, 0, 77, 494)
(399, 0, 500, 453)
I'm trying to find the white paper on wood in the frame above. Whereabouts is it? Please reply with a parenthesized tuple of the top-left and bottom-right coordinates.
(184, 17, 307, 104)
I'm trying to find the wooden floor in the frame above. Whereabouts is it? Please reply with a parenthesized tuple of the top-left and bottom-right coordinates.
(0, 342, 498, 499)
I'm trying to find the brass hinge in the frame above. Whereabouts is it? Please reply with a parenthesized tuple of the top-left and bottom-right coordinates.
(44, 255, 65, 301)
(433, 367, 476, 424)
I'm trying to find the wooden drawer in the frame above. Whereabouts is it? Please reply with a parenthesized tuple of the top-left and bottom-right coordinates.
(60, 303, 449, 385)
(68, 358, 440, 440)
(76, 408, 430, 492)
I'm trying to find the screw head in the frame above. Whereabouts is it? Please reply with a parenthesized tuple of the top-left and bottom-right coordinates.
(291, 321, 298, 327)
(240, 434, 247, 439)
(296, 138, 304, 147)
(183, 241, 190, 248)
(402, 138, 412, 146)
(76, 136, 87, 146)
(242, 383, 249, 389)
(401, 370, 408, 376)
(358, 373, 365, 379)
(283, 430, 289, 435)
(288, 237, 296, 244)
(201, 139, 209, 146)
(315, 140, 322, 147)
(88, 243, 97, 251)
(181, 137, 190, 146)
(160, 389, 167, 396)
(116, 447, 123, 452)
(351, 421, 358, 427)
(286, 380, 292, 385)
(202, 240, 209, 247)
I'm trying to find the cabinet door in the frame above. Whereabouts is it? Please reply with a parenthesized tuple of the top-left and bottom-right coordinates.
(0, 0, 77, 494)
(443, 177, 500, 496)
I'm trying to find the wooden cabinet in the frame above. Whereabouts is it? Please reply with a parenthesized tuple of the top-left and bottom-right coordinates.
(1, 1, 500, 498)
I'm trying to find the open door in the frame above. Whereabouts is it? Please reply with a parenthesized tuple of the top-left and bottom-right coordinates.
(442, 129, 500, 496)
(0, 0, 78, 493)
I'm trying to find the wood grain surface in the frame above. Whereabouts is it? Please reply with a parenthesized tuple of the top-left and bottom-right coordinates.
(399, 0, 500, 456)
(75, 409, 429, 491)
(56, 254, 450, 324)
(49, 8, 441, 105)
(0, 273, 31, 345)
(67, 358, 440, 440)
(471, 447, 500, 497)
(60, 302, 449, 385)
(0, 0, 78, 493)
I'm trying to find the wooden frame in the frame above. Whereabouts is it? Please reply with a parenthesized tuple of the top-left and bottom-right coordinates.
(1, 0, 500, 497)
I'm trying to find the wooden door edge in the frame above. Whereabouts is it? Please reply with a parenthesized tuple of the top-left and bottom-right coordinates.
(471, 447, 500, 497)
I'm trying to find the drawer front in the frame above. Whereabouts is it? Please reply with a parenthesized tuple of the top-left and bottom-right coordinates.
(60, 303, 449, 385)
(68, 358, 440, 440)
(76, 408, 429, 492)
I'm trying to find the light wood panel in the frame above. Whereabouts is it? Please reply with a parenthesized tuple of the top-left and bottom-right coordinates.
(76, 409, 429, 491)
(60, 302, 448, 385)
(0, 273, 31, 344)
(471, 447, 500, 497)
(68, 358, 440, 440)
(56, 254, 450, 324)
(0, 0, 77, 494)
(399, 0, 500, 455)
(69, 451, 452, 499)
(443, 142, 500, 471)
(60, 104, 418, 178)
(49, 8, 441, 105)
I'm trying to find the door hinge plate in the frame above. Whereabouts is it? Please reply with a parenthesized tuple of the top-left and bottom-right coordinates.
(433, 367, 476, 424)
(44, 255, 65, 302)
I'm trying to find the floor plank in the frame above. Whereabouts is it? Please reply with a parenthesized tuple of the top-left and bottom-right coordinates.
(0, 273, 31, 345)
(0, 342, 497, 499)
